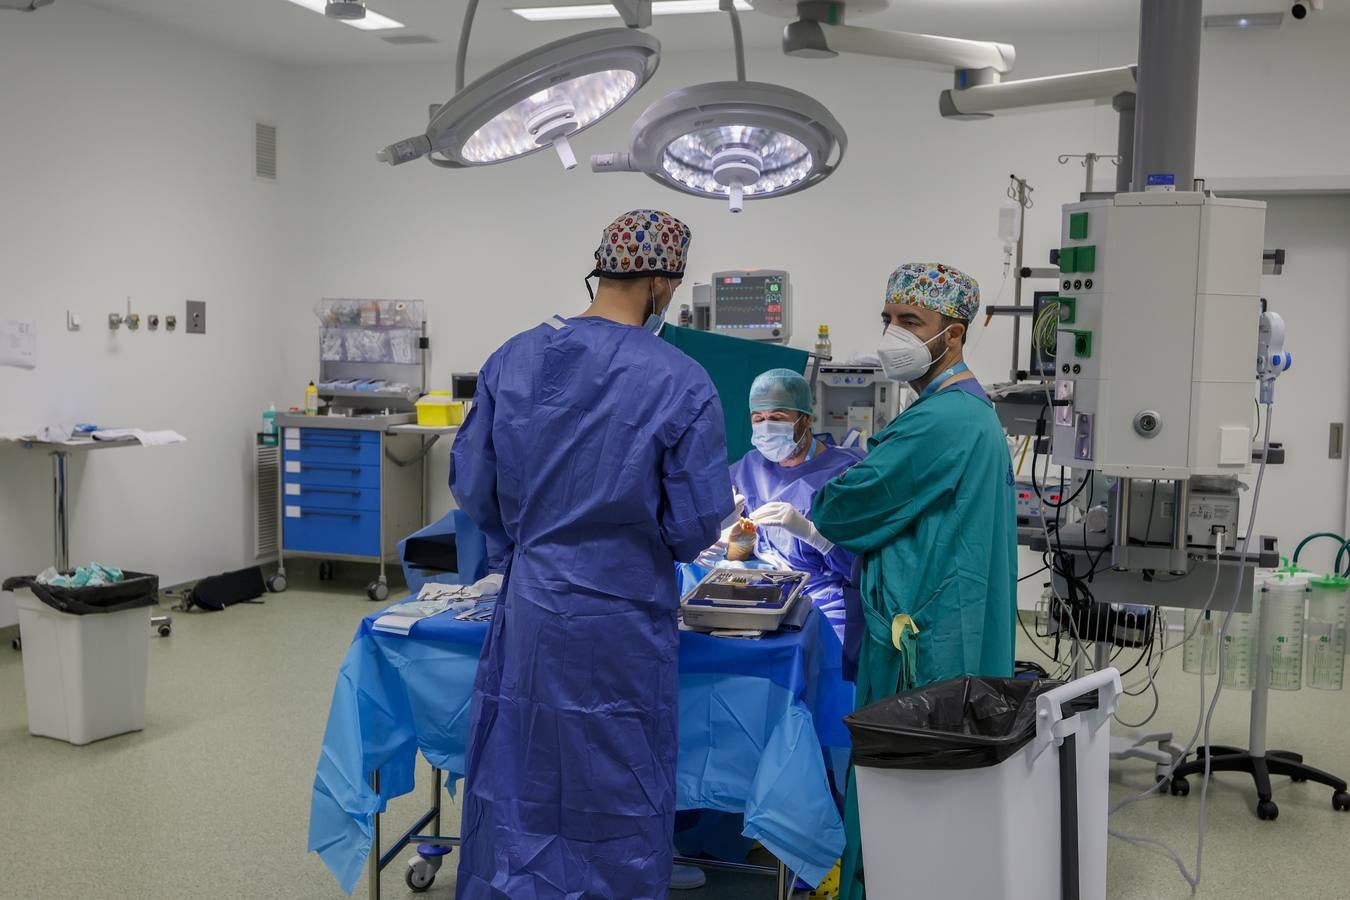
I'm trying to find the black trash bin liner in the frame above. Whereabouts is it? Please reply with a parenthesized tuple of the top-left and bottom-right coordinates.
(2, 572, 160, 616)
(846, 675, 1096, 771)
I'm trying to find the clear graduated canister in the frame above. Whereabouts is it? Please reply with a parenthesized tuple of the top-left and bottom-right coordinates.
(1183, 609, 1219, 676)
(1262, 570, 1309, 691)
(1305, 575, 1348, 691)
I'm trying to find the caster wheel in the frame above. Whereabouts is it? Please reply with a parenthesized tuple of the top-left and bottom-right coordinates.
(158, 625, 172, 637)
(405, 862, 435, 893)
(368, 581, 389, 602)
(267, 573, 288, 593)
(1169, 777, 1190, 797)
(1291, 776, 1308, 783)
(1257, 800, 1279, 821)
(1333, 791, 1350, 812)
(11, 637, 20, 651)
(318, 561, 334, 581)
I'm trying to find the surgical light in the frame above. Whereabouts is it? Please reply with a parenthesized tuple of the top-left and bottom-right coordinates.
(378, 28, 660, 170)
(512, 0, 751, 22)
(592, 3, 844, 212)
(282, 0, 404, 30)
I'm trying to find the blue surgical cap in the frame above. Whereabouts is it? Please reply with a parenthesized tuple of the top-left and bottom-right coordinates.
(749, 368, 813, 415)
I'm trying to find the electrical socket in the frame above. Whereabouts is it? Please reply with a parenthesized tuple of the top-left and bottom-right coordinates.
(148, 314, 160, 331)
(165, 315, 177, 331)
(186, 300, 206, 335)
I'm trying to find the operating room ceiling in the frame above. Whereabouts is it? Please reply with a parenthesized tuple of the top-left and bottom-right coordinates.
(74, 0, 1339, 67)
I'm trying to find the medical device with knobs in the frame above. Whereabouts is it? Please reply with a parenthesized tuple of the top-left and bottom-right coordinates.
(1257, 309, 1291, 404)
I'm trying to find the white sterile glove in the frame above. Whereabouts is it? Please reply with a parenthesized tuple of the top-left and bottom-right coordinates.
(470, 573, 504, 599)
(718, 491, 748, 533)
(750, 501, 834, 554)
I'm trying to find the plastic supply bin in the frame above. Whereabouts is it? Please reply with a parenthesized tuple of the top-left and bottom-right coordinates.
(415, 392, 464, 427)
(3, 572, 158, 745)
(1305, 575, 1348, 691)
(846, 669, 1122, 900)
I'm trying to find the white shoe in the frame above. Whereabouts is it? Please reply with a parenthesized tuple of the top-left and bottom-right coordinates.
(671, 864, 707, 890)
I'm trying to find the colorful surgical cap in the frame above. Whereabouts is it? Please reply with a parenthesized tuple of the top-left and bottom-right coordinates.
(749, 368, 813, 415)
(884, 262, 980, 321)
(591, 209, 692, 280)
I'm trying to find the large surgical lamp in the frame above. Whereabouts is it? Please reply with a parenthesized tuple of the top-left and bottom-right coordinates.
(592, 1, 846, 212)
(377, 2, 660, 171)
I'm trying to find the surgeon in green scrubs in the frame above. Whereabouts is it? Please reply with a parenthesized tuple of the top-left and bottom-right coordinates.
(812, 262, 1016, 900)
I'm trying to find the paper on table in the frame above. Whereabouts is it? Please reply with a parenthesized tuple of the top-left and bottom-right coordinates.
(91, 428, 187, 446)
(0, 319, 36, 369)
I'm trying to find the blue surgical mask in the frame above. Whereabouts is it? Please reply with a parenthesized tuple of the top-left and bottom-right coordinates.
(752, 420, 802, 463)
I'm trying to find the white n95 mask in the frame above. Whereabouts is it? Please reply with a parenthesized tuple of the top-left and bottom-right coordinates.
(752, 421, 802, 463)
(878, 324, 951, 384)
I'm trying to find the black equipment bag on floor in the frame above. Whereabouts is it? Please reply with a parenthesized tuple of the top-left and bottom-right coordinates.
(188, 566, 266, 611)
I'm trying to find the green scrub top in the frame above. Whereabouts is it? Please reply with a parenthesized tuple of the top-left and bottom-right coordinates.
(812, 382, 1018, 703)
(812, 380, 1017, 900)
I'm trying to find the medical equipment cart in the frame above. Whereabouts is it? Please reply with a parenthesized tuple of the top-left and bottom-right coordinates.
(271, 299, 447, 601)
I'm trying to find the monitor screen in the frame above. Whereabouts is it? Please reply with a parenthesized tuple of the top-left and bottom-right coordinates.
(714, 274, 785, 330)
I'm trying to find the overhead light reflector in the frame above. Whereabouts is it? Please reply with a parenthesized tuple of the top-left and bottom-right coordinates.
(512, 0, 750, 22)
(1203, 12, 1283, 28)
(378, 29, 661, 170)
(592, 81, 846, 213)
(282, 0, 404, 30)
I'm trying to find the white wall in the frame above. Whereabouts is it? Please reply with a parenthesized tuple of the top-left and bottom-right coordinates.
(0, 1, 300, 623)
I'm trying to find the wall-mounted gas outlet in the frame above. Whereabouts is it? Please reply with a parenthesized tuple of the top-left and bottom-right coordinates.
(66, 311, 81, 331)
(125, 312, 141, 331)
(165, 315, 177, 332)
(148, 314, 160, 331)
(108, 312, 123, 331)
(186, 300, 206, 335)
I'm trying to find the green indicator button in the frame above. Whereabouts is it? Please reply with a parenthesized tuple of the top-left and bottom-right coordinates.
(1069, 212, 1089, 240)
(1059, 247, 1077, 274)
(1076, 245, 1097, 273)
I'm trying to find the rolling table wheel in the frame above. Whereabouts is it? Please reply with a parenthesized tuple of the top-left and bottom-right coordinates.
(1169, 777, 1190, 797)
(404, 863, 435, 893)
(158, 624, 172, 637)
(266, 573, 288, 593)
(1257, 800, 1279, 821)
(1333, 791, 1350, 812)
(10, 637, 19, 651)
(318, 561, 334, 581)
(1291, 776, 1308, 783)
(367, 581, 389, 602)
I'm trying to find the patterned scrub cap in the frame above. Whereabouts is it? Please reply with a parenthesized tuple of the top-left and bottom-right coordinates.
(884, 262, 980, 321)
(591, 209, 692, 280)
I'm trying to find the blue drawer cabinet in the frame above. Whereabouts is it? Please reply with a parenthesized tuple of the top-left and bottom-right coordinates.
(283, 460, 381, 489)
(283, 432, 382, 466)
(282, 483, 380, 512)
(283, 506, 381, 557)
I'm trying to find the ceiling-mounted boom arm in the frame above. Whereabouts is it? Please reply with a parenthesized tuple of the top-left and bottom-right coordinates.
(610, 0, 653, 28)
(940, 65, 1137, 119)
(783, 19, 1014, 73)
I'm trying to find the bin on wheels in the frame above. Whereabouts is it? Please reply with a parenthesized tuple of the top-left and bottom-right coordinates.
(846, 669, 1122, 900)
(2, 572, 159, 746)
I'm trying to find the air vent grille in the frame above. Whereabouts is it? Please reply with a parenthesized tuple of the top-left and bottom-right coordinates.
(255, 122, 278, 181)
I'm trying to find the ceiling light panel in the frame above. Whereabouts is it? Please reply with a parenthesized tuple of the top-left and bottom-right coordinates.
(281, 0, 404, 30)
(512, 0, 751, 23)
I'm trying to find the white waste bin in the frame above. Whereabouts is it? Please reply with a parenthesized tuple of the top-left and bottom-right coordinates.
(848, 669, 1122, 900)
(12, 588, 152, 745)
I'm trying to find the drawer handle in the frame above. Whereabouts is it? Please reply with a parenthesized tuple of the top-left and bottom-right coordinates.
(304, 487, 361, 496)
(306, 464, 363, 473)
(301, 509, 362, 519)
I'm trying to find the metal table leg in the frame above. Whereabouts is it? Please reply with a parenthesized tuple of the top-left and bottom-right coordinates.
(369, 769, 382, 900)
(51, 451, 70, 572)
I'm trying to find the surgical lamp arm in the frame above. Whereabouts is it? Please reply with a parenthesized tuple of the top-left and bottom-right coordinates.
(783, 20, 1015, 73)
(940, 66, 1138, 118)
(611, 0, 652, 28)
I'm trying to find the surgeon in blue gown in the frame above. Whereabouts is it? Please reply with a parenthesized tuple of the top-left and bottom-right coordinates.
(450, 209, 734, 900)
(732, 369, 863, 645)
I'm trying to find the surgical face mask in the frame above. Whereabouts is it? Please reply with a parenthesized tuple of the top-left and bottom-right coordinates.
(752, 419, 804, 463)
(877, 324, 952, 384)
(644, 277, 672, 335)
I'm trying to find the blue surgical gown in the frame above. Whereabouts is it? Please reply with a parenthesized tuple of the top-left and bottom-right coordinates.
(729, 440, 864, 643)
(450, 316, 734, 900)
